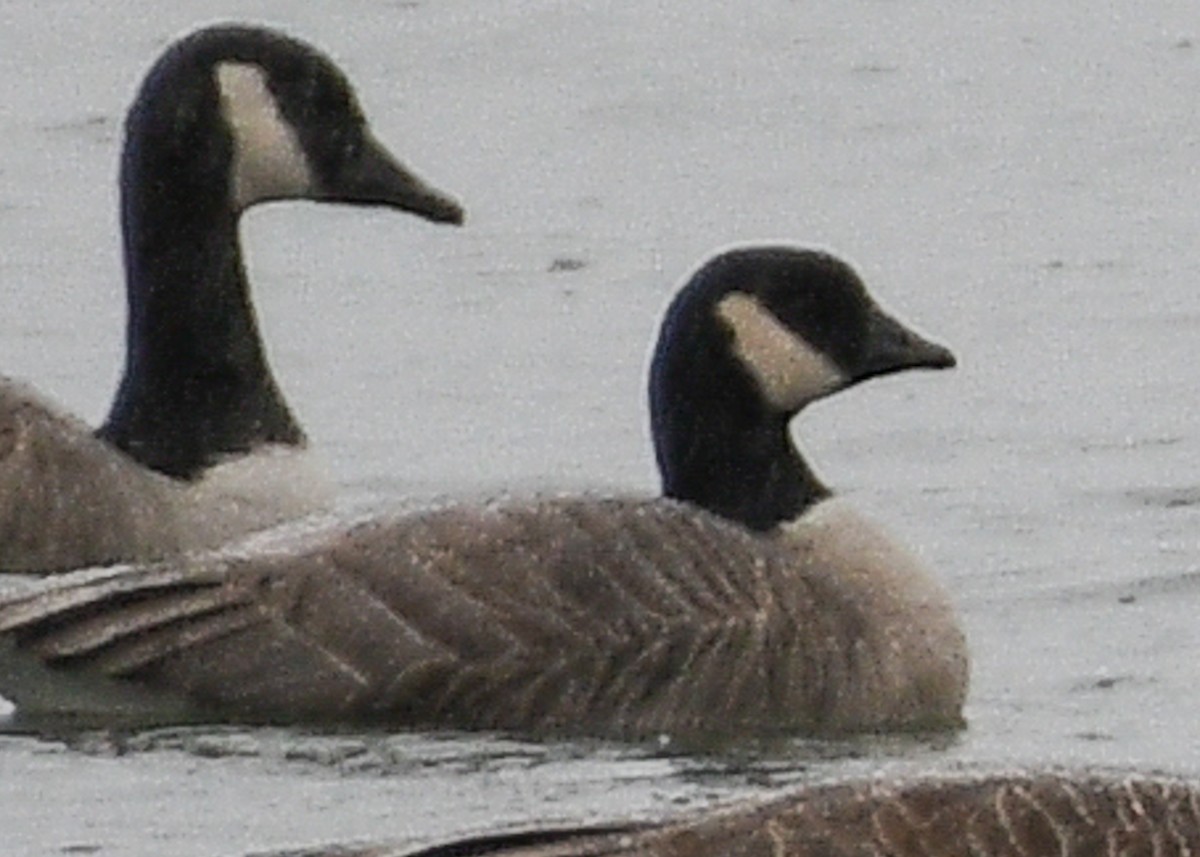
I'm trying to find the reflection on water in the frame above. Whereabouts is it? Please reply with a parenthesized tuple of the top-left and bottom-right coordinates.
(0, 719, 965, 857)
(8, 716, 961, 782)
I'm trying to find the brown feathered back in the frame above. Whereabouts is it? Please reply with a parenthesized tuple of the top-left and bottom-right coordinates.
(0, 377, 185, 572)
(0, 378, 327, 574)
(0, 495, 965, 739)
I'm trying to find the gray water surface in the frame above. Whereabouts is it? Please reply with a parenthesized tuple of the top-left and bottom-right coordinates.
(2, 0, 1200, 854)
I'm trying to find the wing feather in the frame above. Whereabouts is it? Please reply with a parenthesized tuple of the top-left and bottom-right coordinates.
(0, 495, 962, 737)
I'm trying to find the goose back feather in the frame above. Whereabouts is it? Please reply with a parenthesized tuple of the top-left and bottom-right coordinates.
(0, 378, 184, 571)
(0, 495, 963, 738)
(279, 772, 1200, 857)
(0, 378, 331, 572)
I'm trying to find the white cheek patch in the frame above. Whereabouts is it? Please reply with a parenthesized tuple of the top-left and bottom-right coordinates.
(216, 62, 314, 209)
(716, 292, 846, 411)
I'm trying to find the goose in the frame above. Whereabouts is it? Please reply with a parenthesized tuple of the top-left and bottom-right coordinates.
(0, 24, 464, 574)
(0, 246, 964, 741)
(280, 770, 1200, 857)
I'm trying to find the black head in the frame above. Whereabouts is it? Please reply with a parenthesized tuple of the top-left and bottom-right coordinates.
(650, 246, 955, 529)
(103, 26, 464, 480)
(653, 246, 955, 422)
(122, 24, 464, 223)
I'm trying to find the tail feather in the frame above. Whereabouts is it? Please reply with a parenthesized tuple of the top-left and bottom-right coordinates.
(86, 604, 262, 677)
(18, 580, 236, 663)
(0, 564, 225, 635)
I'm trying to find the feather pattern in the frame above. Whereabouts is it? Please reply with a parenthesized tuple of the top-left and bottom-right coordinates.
(0, 379, 185, 571)
(0, 378, 333, 573)
(277, 772, 1200, 857)
(0, 497, 964, 738)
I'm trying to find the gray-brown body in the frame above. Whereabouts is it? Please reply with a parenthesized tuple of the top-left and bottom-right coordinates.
(273, 772, 1200, 857)
(0, 378, 190, 572)
(0, 377, 324, 573)
(0, 495, 965, 740)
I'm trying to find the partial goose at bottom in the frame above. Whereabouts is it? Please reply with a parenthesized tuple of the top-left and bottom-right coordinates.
(279, 770, 1200, 857)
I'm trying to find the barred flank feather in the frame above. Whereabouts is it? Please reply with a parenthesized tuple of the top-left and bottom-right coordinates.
(0, 497, 965, 739)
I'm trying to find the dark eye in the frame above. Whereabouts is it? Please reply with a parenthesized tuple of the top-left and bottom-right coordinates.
(338, 128, 363, 161)
(314, 82, 347, 118)
(286, 63, 322, 112)
(767, 286, 816, 327)
(283, 57, 344, 119)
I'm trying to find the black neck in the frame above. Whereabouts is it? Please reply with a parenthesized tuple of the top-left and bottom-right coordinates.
(97, 153, 303, 480)
(651, 351, 830, 533)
